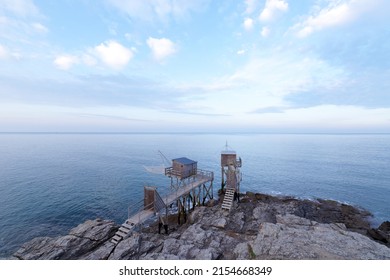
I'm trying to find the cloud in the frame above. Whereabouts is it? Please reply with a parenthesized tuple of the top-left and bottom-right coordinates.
(294, 0, 371, 38)
(243, 17, 254, 31)
(107, 0, 209, 22)
(0, 44, 9, 59)
(94, 40, 134, 69)
(82, 54, 97, 67)
(53, 55, 79, 70)
(0, 0, 39, 17)
(261, 26, 270, 37)
(51, 41, 134, 71)
(195, 51, 348, 115)
(146, 37, 177, 61)
(251, 106, 286, 114)
(259, 0, 288, 22)
(237, 49, 246, 55)
(244, 0, 258, 14)
(0, 44, 21, 59)
(31, 22, 48, 34)
(258, 105, 390, 131)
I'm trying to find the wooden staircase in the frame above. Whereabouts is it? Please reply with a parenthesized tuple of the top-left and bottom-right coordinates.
(221, 188, 235, 211)
(111, 210, 154, 245)
(110, 171, 214, 245)
(111, 220, 136, 245)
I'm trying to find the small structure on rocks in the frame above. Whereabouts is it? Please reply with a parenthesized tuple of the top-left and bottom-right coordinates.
(110, 156, 214, 245)
(220, 143, 242, 211)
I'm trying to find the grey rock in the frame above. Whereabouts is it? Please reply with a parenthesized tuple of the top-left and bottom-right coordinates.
(368, 221, 390, 246)
(109, 234, 140, 260)
(13, 193, 390, 260)
(13, 219, 118, 260)
(248, 215, 390, 260)
(213, 218, 227, 229)
(83, 241, 115, 260)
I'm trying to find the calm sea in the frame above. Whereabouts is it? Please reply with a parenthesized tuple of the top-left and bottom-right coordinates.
(0, 133, 389, 258)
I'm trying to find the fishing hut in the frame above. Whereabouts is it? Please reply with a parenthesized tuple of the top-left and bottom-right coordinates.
(111, 155, 214, 245)
(164, 157, 214, 224)
(221, 143, 242, 211)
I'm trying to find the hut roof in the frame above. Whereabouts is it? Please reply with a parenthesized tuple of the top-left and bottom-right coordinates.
(221, 150, 236, 155)
(173, 157, 197, 165)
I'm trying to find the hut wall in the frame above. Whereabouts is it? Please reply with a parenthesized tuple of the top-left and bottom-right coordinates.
(221, 153, 237, 166)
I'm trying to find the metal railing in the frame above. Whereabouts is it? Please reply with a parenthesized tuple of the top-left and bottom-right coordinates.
(196, 169, 214, 180)
(126, 169, 214, 225)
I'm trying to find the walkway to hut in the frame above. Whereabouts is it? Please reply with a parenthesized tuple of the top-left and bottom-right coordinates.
(111, 170, 213, 245)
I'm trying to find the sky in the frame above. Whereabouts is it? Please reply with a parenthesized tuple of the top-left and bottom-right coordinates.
(0, 0, 389, 133)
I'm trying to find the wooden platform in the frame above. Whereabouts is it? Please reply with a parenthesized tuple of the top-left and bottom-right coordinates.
(111, 172, 213, 245)
(163, 175, 211, 206)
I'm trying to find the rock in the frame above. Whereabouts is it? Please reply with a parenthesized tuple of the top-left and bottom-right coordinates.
(205, 199, 219, 207)
(368, 221, 390, 246)
(276, 214, 316, 227)
(109, 234, 140, 260)
(379, 221, 390, 232)
(230, 212, 245, 231)
(13, 219, 118, 260)
(13, 237, 55, 260)
(13, 193, 390, 260)
(83, 241, 115, 260)
(143, 253, 180, 260)
(213, 218, 227, 229)
(247, 214, 390, 260)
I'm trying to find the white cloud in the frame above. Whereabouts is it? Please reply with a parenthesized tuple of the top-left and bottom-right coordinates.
(107, 0, 208, 22)
(255, 105, 390, 131)
(0, 44, 21, 59)
(261, 26, 270, 37)
(244, 0, 258, 14)
(32, 22, 48, 33)
(54, 55, 79, 70)
(147, 37, 177, 61)
(243, 17, 254, 31)
(0, 0, 39, 17)
(185, 51, 348, 116)
(52, 41, 133, 71)
(294, 0, 374, 38)
(237, 49, 246, 55)
(259, 0, 288, 22)
(82, 54, 97, 67)
(298, 3, 354, 37)
(0, 44, 9, 59)
(94, 40, 133, 69)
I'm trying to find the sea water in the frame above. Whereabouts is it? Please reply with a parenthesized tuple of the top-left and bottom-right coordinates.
(0, 133, 389, 258)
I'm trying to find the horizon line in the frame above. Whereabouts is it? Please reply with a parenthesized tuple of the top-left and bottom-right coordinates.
(1, 131, 390, 135)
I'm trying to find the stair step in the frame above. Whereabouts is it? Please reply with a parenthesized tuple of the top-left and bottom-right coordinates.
(221, 188, 235, 211)
(125, 220, 136, 226)
(112, 235, 122, 240)
(116, 231, 128, 238)
(111, 236, 122, 244)
(110, 239, 119, 245)
(118, 228, 129, 234)
(121, 224, 133, 230)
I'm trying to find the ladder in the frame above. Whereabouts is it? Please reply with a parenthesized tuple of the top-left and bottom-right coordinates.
(111, 219, 137, 245)
(110, 210, 154, 245)
(221, 188, 235, 211)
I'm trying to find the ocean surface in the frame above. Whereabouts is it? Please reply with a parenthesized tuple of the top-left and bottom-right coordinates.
(0, 133, 389, 258)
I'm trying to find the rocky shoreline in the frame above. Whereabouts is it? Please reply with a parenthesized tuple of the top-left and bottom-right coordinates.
(13, 192, 390, 260)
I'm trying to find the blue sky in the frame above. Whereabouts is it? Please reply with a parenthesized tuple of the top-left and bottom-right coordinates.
(0, 0, 389, 133)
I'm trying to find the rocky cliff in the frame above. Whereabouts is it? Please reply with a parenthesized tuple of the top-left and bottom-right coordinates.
(13, 192, 390, 260)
